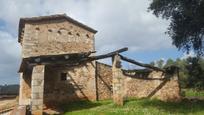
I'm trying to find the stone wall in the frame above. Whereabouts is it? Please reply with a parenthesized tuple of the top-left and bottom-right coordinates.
(31, 65, 45, 115)
(21, 19, 95, 58)
(95, 62, 112, 100)
(19, 61, 181, 108)
(19, 69, 32, 106)
(95, 62, 181, 102)
(112, 55, 125, 105)
(43, 61, 96, 105)
(124, 71, 181, 102)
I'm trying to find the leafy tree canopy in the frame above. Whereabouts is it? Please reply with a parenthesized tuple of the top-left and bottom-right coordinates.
(149, 0, 204, 55)
(150, 57, 204, 89)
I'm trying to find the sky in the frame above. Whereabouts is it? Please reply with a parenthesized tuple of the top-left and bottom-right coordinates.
(0, 0, 191, 85)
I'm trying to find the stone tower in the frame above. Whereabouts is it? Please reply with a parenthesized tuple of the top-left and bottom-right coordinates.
(18, 14, 97, 57)
(18, 14, 97, 115)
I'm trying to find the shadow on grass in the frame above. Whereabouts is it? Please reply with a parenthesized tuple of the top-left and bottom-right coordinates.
(60, 100, 103, 113)
(138, 98, 204, 114)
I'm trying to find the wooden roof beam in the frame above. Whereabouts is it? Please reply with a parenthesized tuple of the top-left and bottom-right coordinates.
(87, 47, 128, 61)
(119, 54, 166, 72)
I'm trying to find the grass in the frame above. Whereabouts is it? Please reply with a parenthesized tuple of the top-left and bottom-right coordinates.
(184, 89, 204, 97)
(62, 89, 204, 115)
(62, 99, 204, 115)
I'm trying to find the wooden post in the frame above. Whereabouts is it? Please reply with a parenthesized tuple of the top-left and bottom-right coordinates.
(112, 54, 124, 106)
(31, 65, 45, 115)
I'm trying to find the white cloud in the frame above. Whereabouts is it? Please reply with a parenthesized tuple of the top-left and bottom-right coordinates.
(0, 31, 21, 84)
(0, 0, 175, 84)
(0, 0, 172, 53)
(0, 31, 20, 61)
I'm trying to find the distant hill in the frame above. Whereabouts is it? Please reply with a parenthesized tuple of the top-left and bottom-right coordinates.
(0, 84, 19, 95)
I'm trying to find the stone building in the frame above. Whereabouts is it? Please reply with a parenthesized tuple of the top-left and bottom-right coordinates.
(18, 14, 181, 115)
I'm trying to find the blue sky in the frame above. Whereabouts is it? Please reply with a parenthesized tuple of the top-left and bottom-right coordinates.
(0, 0, 192, 85)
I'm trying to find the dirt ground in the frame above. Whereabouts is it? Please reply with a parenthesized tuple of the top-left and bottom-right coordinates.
(0, 98, 17, 110)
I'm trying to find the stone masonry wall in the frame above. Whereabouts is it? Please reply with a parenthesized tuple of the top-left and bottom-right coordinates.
(43, 61, 96, 105)
(19, 69, 32, 106)
(112, 55, 124, 105)
(21, 19, 95, 58)
(96, 63, 181, 102)
(31, 65, 45, 115)
(124, 71, 181, 102)
(96, 62, 112, 100)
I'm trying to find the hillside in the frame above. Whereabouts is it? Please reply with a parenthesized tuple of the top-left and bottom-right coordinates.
(0, 84, 19, 96)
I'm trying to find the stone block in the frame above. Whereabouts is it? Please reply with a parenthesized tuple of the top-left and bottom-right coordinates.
(32, 86, 44, 93)
(32, 93, 43, 99)
(32, 74, 45, 80)
(32, 79, 43, 86)
(32, 99, 43, 106)
(33, 65, 45, 73)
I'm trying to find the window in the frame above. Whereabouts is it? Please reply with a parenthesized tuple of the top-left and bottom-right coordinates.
(68, 32, 72, 35)
(57, 30, 62, 35)
(60, 73, 67, 81)
(48, 29, 52, 32)
(86, 34, 90, 38)
(76, 33, 80, 37)
(35, 27, 40, 30)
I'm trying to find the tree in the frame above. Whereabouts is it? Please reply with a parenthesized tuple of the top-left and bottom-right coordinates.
(156, 59, 164, 68)
(174, 58, 189, 88)
(149, 61, 155, 66)
(165, 58, 174, 67)
(186, 57, 204, 89)
(162, 57, 204, 89)
(149, 0, 204, 55)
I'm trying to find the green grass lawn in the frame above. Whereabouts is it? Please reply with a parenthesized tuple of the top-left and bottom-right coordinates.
(62, 90, 204, 115)
(184, 89, 204, 97)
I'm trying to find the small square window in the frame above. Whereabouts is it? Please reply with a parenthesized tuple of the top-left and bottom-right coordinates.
(68, 32, 72, 35)
(60, 73, 67, 81)
(76, 33, 80, 37)
(86, 34, 90, 38)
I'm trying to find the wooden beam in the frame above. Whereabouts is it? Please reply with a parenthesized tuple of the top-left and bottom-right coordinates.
(123, 69, 152, 73)
(25, 51, 95, 65)
(119, 54, 165, 72)
(23, 48, 127, 66)
(87, 47, 128, 61)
